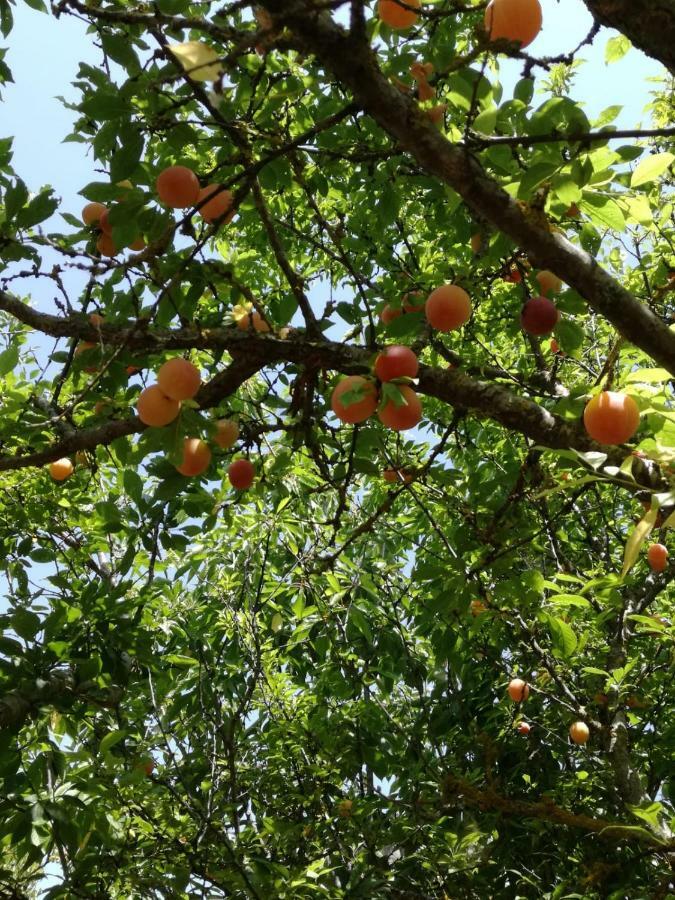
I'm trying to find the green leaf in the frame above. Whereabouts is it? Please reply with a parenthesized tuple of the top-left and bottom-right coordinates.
(582, 193, 626, 231)
(0, 343, 19, 377)
(100, 730, 126, 753)
(11, 608, 41, 641)
(16, 189, 59, 228)
(605, 35, 631, 64)
(630, 153, 674, 188)
(548, 616, 577, 658)
(80, 91, 132, 121)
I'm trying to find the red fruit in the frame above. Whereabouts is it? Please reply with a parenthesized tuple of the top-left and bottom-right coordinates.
(647, 543, 669, 573)
(176, 438, 212, 476)
(505, 267, 522, 283)
(377, 385, 422, 431)
(583, 392, 640, 446)
(380, 304, 402, 325)
(550, 339, 560, 354)
(520, 296, 559, 336)
(331, 376, 378, 424)
(374, 346, 419, 382)
(156, 165, 200, 209)
(425, 285, 471, 332)
(507, 678, 529, 702)
(517, 722, 531, 735)
(228, 459, 255, 490)
(484, 0, 542, 49)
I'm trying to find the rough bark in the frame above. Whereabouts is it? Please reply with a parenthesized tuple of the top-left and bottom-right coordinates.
(583, 0, 675, 73)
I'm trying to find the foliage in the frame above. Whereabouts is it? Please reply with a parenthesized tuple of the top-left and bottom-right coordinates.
(0, 0, 674, 897)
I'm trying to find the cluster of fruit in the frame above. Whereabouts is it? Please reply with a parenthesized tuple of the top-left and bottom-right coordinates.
(507, 678, 590, 744)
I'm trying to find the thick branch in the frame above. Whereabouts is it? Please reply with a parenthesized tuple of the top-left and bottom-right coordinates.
(582, 0, 675, 74)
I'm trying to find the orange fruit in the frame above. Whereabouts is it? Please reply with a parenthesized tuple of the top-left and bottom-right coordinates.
(583, 392, 640, 446)
(49, 458, 74, 481)
(517, 722, 531, 735)
(380, 304, 402, 325)
(377, 385, 422, 431)
(484, 0, 542, 49)
(536, 270, 563, 295)
(569, 721, 589, 744)
(228, 458, 255, 490)
(331, 376, 378, 424)
(137, 385, 181, 427)
(82, 202, 107, 227)
(378, 0, 420, 30)
(176, 438, 212, 476)
(383, 468, 413, 484)
(425, 285, 471, 331)
(213, 419, 240, 449)
(96, 233, 117, 257)
(402, 291, 425, 313)
(374, 346, 419, 382)
(156, 165, 200, 208)
(470, 233, 482, 254)
(647, 543, 669, 573)
(196, 185, 235, 225)
(507, 678, 529, 702)
(157, 358, 201, 401)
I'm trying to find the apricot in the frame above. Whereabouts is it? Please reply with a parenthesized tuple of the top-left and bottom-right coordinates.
(566, 203, 581, 218)
(331, 376, 378, 424)
(128, 237, 146, 252)
(470, 233, 482, 254)
(196, 184, 235, 225)
(402, 291, 425, 313)
(49, 458, 74, 481)
(517, 722, 531, 735)
(214, 418, 240, 449)
(647, 543, 669, 573)
(504, 266, 522, 283)
(507, 678, 529, 702)
(378, 0, 420, 30)
(583, 391, 640, 446)
(377, 385, 422, 431)
(176, 438, 212, 476)
(569, 721, 589, 744)
(157, 358, 201, 401)
(89, 312, 105, 327)
(156, 165, 200, 209)
(96, 233, 117, 257)
(235, 309, 271, 333)
(425, 104, 446, 125)
(374, 345, 419, 382)
(536, 270, 562, 295)
(380, 304, 402, 325)
(136, 385, 181, 427)
(520, 296, 559, 335)
(82, 202, 107, 227)
(98, 208, 112, 235)
(337, 799, 353, 818)
(228, 458, 255, 490)
(425, 284, 471, 332)
(550, 338, 560, 354)
(484, 0, 542, 49)
(470, 599, 487, 616)
(126, 365, 141, 376)
(383, 467, 413, 484)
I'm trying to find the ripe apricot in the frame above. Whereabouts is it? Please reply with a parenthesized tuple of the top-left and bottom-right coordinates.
(536, 270, 562, 295)
(520, 296, 559, 335)
(484, 0, 542, 49)
(380, 304, 402, 325)
(374, 345, 419, 382)
(378, 0, 420, 30)
(126, 365, 141, 376)
(214, 418, 240, 449)
(470, 233, 482, 254)
(331, 376, 378, 424)
(470, 599, 487, 616)
(98, 208, 112, 236)
(49, 458, 74, 481)
(583, 391, 640, 446)
(157, 358, 201, 401)
(647, 543, 669, 573)
(569, 721, 589, 744)
(504, 266, 522, 283)
(82, 202, 107, 227)
(517, 722, 531, 735)
(96, 233, 117, 257)
(176, 438, 212, 476)
(235, 308, 271, 333)
(196, 184, 235, 225)
(425, 284, 471, 332)
(128, 237, 146, 252)
(507, 678, 529, 702)
(383, 468, 413, 484)
(228, 458, 255, 490)
(156, 165, 200, 209)
(89, 312, 104, 327)
(402, 291, 425, 313)
(137, 385, 181, 427)
(377, 385, 422, 431)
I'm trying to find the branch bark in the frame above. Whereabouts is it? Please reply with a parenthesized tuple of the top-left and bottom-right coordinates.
(581, 0, 675, 74)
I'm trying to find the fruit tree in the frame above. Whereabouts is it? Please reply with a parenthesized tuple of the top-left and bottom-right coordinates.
(0, 0, 674, 896)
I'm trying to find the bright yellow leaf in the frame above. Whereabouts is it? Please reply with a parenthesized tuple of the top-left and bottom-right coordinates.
(169, 41, 222, 82)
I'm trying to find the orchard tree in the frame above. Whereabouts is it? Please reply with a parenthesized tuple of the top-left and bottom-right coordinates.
(0, 0, 674, 896)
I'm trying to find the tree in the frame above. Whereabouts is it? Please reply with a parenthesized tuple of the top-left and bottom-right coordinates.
(0, 0, 673, 895)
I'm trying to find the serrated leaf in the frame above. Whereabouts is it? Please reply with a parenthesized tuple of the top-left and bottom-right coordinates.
(169, 41, 222, 82)
(621, 506, 658, 578)
(630, 152, 674, 188)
